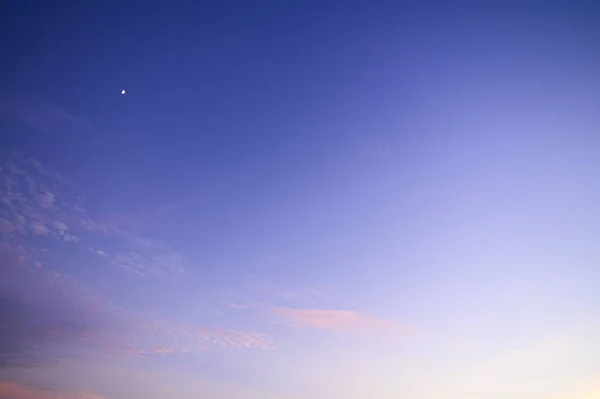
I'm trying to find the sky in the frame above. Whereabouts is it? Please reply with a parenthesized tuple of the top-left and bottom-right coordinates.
(1, 1, 600, 398)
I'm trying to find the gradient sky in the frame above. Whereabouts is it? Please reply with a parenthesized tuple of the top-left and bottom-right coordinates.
(1, 1, 600, 398)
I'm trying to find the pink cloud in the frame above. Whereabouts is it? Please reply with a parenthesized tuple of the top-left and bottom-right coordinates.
(0, 381, 105, 399)
(1, 263, 275, 363)
(273, 308, 415, 336)
(0, 213, 272, 365)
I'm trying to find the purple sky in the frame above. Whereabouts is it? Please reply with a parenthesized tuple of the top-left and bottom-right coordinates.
(1, 2, 600, 398)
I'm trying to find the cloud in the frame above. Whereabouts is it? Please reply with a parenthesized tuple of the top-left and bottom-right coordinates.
(0, 244, 274, 368)
(111, 250, 184, 279)
(0, 381, 105, 399)
(273, 308, 415, 336)
(39, 190, 56, 209)
(88, 248, 109, 258)
(0, 243, 32, 270)
(30, 220, 51, 235)
(121, 322, 276, 357)
(0, 253, 123, 368)
(52, 221, 68, 231)
(0, 152, 185, 279)
(99, 320, 276, 358)
(0, 152, 275, 368)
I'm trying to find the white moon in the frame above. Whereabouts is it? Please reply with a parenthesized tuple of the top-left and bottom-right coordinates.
(121, 89, 126, 95)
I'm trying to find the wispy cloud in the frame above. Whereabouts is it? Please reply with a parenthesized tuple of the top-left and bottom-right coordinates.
(0, 151, 278, 369)
(0, 152, 185, 279)
(273, 308, 415, 337)
(122, 322, 276, 357)
(88, 247, 109, 258)
(1, 217, 274, 371)
(0, 381, 105, 399)
(0, 248, 123, 368)
(1, 239, 274, 368)
(110, 251, 184, 279)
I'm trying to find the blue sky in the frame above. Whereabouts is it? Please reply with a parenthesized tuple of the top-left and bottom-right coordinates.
(1, 1, 600, 398)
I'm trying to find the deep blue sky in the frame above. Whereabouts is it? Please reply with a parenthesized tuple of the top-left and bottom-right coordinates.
(1, 2, 600, 399)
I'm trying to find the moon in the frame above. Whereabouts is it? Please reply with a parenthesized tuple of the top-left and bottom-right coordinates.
(121, 89, 126, 95)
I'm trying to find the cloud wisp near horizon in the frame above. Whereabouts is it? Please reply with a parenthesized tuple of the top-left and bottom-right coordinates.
(272, 307, 415, 336)
(0, 152, 282, 379)
(0, 381, 106, 399)
(0, 151, 405, 369)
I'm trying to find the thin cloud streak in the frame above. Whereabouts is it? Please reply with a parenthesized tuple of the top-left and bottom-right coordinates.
(110, 321, 276, 358)
(273, 308, 416, 337)
(0, 239, 274, 369)
(0, 381, 105, 399)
